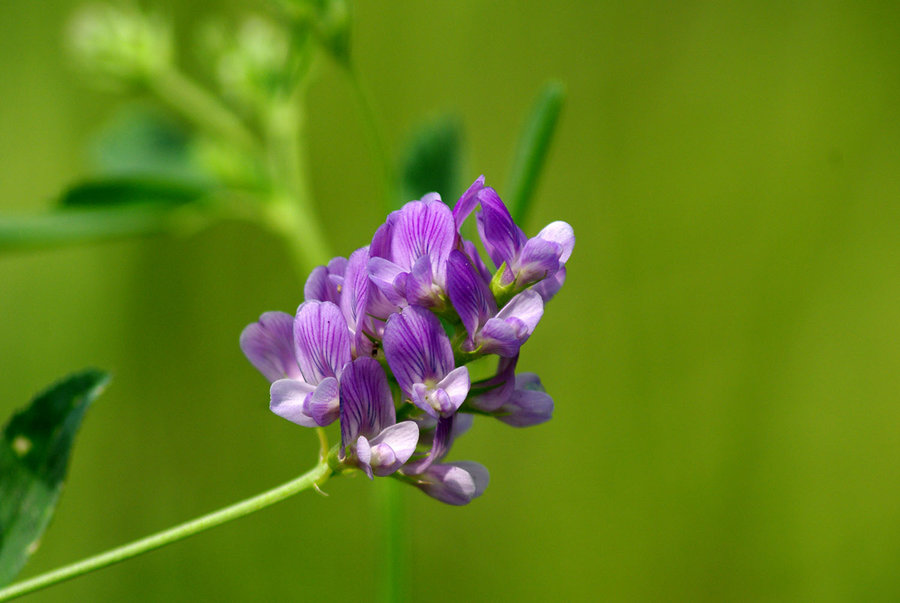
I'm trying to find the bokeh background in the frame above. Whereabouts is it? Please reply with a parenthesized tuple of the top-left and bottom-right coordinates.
(3, 1, 900, 600)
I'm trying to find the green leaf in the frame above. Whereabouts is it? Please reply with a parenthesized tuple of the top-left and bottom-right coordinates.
(0, 204, 203, 253)
(504, 81, 566, 224)
(89, 105, 210, 186)
(0, 370, 110, 585)
(59, 178, 207, 209)
(398, 114, 464, 210)
(0, 177, 211, 254)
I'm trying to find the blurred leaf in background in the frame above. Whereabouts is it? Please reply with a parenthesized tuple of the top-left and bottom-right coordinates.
(398, 113, 463, 209)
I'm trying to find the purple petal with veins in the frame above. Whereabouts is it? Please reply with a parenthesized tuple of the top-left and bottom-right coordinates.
(469, 355, 518, 412)
(515, 236, 562, 286)
(304, 377, 340, 426)
(304, 256, 348, 304)
(368, 256, 408, 307)
(370, 218, 396, 260)
(293, 301, 351, 383)
(383, 305, 454, 395)
(476, 187, 525, 269)
(447, 249, 495, 347)
(341, 247, 373, 357)
(355, 436, 374, 479)
(240, 312, 301, 383)
(405, 414, 454, 473)
(269, 379, 317, 427)
(479, 290, 543, 357)
(496, 374, 554, 427)
(406, 254, 437, 307)
(390, 199, 455, 282)
(532, 265, 566, 302)
(339, 357, 394, 449)
(536, 220, 575, 263)
(368, 421, 419, 476)
(452, 175, 485, 230)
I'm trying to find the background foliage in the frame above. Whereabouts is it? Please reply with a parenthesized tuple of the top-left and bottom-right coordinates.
(2, 0, 900, 600)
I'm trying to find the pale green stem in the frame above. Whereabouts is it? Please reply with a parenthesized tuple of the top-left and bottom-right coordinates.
(148, 68, 261, 155)
(0, 460, 334, 602)
(263, 98, 332, 272)
(376, 478, 407, 603)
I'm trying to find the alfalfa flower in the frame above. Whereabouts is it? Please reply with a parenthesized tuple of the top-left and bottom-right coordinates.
(241, 175, 574, 504)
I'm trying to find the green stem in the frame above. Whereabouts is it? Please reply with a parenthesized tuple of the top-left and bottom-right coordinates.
(343, 63, 396, 208)
(149, 68, 261, 155)
(376, 478, 407, 603)
(263, 99, 332, 272)
(0, 461, 334, 602)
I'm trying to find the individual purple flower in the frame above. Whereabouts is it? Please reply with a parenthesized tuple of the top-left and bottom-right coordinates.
(474, 186, 574, 298)
(467, 355, 518, 412)
(494, 374, 554, 427)
(400, 413, 488, 505)
(413, 461, 490, 506)
(339, 357, 419, 478)
(468, 359, 553, 427)
(368, 196, 456, 309)
(268, 300, 351, 428)
(446, 249, 544, 357)
(383, 305, 469, 419)
(240, 311, 302, 383)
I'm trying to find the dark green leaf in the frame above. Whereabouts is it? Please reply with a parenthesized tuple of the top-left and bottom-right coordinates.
(505, 81, 566, 224)
(398, 114, 463, 211)
(0, 370, 110, 585)
(59, 178, 207, 209)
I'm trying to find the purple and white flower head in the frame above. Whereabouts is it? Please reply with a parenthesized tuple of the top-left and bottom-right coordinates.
(241, 176, 573, 505)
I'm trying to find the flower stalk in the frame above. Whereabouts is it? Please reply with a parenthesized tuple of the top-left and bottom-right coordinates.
(0, 458, 335, 602)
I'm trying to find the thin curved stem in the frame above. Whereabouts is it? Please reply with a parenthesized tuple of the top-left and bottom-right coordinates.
(149, 68, 261, 155)
(0, 461, 334, 602)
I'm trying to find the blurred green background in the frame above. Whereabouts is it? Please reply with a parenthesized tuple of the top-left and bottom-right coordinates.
(3, 0, 900, 601)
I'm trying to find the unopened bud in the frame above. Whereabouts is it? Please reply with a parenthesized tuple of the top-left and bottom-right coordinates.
(68, 4, 173, 89)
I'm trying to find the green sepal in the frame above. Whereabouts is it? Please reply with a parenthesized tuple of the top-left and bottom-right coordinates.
(0, 370, 110, 586)
(489, 262, 518, 307)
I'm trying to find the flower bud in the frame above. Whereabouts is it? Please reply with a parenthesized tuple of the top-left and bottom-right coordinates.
(204, 16, 294, 112)
(68, 4, 173, 89)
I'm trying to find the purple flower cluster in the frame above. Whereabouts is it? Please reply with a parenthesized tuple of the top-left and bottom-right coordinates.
(241, 176, 574, 505)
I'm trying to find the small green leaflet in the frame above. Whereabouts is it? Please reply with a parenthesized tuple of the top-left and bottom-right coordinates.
(58, 178, 207, 209)
(0, 370, 110, 586)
